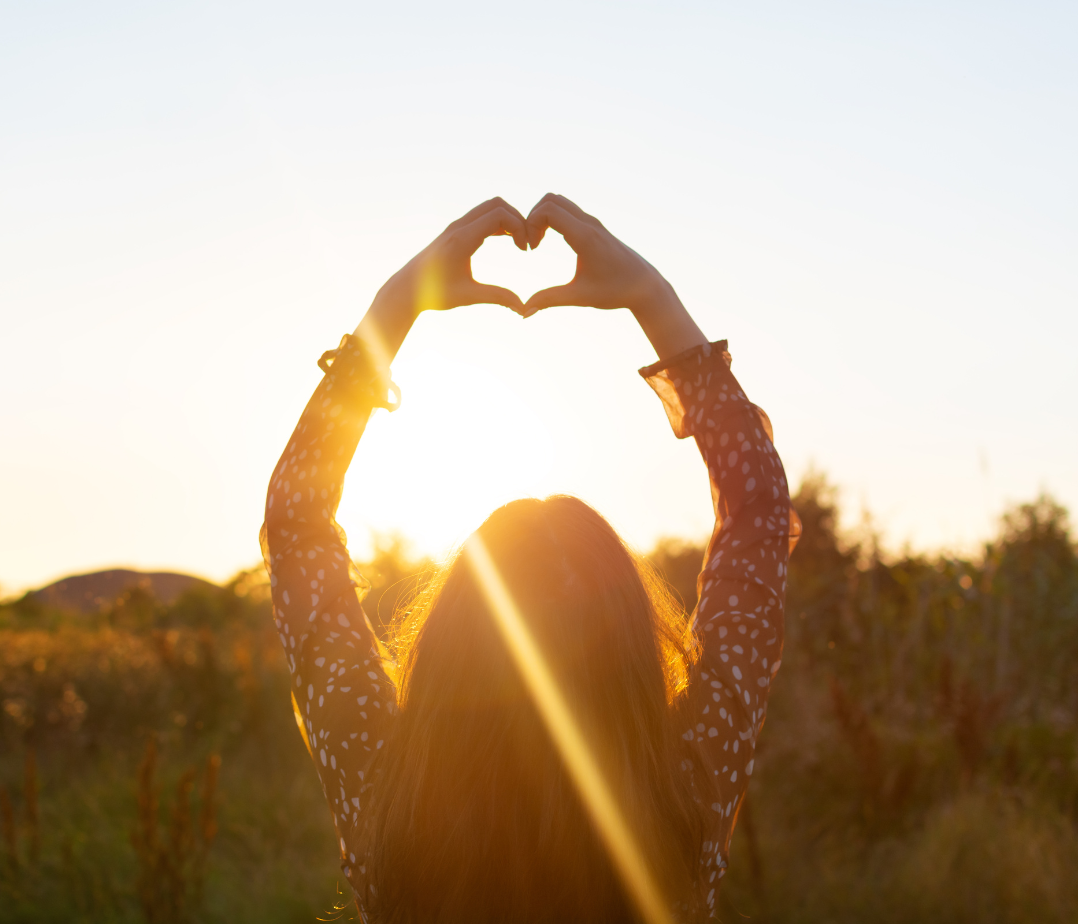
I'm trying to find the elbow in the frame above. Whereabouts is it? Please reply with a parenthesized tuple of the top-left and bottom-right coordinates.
(263, 493, 301, 566)
(264, 468, 292, 541)
(265, 473, 280, 525)
(262, 494, 283, 560)
(264, 489, 279, 531)
(771, 468, 793, 509)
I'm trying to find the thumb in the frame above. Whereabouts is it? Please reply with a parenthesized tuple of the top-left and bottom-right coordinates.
(466, 282, 526, 315)
(521, 283, 583, 318)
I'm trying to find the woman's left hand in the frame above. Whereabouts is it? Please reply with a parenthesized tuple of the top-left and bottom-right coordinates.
(372, 197, 529, 318)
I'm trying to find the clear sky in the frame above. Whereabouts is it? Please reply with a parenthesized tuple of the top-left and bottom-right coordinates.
(2, 1, 1076, 594)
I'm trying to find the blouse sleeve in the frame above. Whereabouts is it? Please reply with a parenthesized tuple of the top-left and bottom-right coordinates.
(640, 339, 800, 914)
(260, 334, 400, 887)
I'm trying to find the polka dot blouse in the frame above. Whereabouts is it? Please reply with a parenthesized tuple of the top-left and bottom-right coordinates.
(261, 334, 799, 919)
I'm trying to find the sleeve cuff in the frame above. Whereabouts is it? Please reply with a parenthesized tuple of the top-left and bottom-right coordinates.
(639, 339, 746, 439)
(318, 334, 401, 413)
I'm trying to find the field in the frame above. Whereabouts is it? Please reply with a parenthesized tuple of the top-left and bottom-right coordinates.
(2, 477, 1076, 923)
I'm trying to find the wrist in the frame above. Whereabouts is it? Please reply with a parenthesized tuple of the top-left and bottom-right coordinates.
(629, 284, 707, 363)
(370, 268, 424, 321)
(353, 279, 422, 367)
(628, 277, 683, 323)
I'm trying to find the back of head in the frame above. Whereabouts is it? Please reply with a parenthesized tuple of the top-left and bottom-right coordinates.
(359, 496, 705, 924)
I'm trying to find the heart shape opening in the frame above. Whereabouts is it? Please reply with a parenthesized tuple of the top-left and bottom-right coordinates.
(471, 230, 577, 305)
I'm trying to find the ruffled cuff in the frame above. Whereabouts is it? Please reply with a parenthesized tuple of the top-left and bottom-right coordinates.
(317, 334, 401, 413)
(639, 339, 749, 439)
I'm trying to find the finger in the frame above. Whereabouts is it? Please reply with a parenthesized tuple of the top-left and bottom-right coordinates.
(464, 283, 526, 314)
(459, 206, 528, 253)
(521, 282, 586, 317)
(525, 200, 592, 251)
(447, 197, 509, 229)
(535, 192, 600, 227)
(447, 198, 527, 245)
(499, 200, 529, 235)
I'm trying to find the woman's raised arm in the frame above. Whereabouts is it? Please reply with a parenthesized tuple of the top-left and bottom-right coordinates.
(523, 194, 800, 915)
(260, 197, 528, 888)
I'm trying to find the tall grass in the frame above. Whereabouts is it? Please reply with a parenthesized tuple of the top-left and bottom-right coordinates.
(130, 737, 220, 923)
(0, 573, 350, 923)
(1, 483, 1076, 923)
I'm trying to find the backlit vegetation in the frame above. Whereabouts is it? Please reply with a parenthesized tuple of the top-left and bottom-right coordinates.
(1, 480, 1076, 922)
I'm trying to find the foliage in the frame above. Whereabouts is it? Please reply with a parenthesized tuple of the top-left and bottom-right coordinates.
(1, 492, 1077, 922)
(0, 567, 348, 923)
(707, 478, 1078, 923)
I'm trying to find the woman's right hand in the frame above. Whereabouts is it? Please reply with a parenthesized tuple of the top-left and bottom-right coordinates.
(523, 194, 707, 360)
(521, 194, 680, 318)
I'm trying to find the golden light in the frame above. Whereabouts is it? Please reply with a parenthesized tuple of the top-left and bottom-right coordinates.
(292, 691, 313, 756)
(341, 349, 555, 558)
(352, 315, 394, 378)
(416, 259, 444, 314)
(464, 534, 674, 924)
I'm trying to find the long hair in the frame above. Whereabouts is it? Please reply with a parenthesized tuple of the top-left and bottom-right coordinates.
(357, 496, 708, 923)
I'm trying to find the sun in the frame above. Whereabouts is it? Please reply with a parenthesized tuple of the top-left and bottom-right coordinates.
(337, 347, 556, 560)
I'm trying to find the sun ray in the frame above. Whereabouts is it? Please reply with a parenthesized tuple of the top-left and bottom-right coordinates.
(464, 534, 674, 924)
(416, 259, 444, 314)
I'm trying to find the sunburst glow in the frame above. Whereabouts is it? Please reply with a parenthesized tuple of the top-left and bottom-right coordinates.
(342, 348, 557, 558)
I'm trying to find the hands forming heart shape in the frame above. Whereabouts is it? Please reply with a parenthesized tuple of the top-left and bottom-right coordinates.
(363, 193, 707, 366)
(377, 194, 681, 321)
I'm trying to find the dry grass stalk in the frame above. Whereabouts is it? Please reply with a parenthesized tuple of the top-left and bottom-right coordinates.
(935, 656, 1002, 785)
(829, 676, 882, 820)
(162, 768, 196, 915)
(198, 754, 220, 848)
(192, 754, 221, 908)
(132, 736, 162, 921)
(953, 679, 1001, 785)
(0, 785, 17, 877)
(23, 749, 39, 864)
(739, 792, 766, 904)
(130, 737, 221, 923)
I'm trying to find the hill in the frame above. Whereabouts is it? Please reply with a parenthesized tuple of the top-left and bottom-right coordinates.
(31, 568, 217, 613)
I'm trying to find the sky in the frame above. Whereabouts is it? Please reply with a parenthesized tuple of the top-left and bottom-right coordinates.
(1, 1, 1076, 594)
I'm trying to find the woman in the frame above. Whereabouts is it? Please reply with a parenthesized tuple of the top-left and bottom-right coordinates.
(261, 194, 799, 923)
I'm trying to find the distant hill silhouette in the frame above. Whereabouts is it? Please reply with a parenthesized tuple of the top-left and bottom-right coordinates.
(32, 569, 217, 614)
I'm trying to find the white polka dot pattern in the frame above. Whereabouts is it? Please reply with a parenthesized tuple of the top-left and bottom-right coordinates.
(259, 335, 395, 898)
(640, 339, 798, 917)
(261, 335, 797, 918)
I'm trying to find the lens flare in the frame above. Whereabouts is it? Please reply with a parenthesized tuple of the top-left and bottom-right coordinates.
(352, 318, 394, 379)
(291, 690, 313, 757)
(416, 259, 444, 314)
(464, 534, 674, 924)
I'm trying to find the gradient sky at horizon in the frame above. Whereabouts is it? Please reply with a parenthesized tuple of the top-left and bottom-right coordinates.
(2, 1, 1076, 594)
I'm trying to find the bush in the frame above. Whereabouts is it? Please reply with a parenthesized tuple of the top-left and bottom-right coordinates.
(2, 495, 1076, 923)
